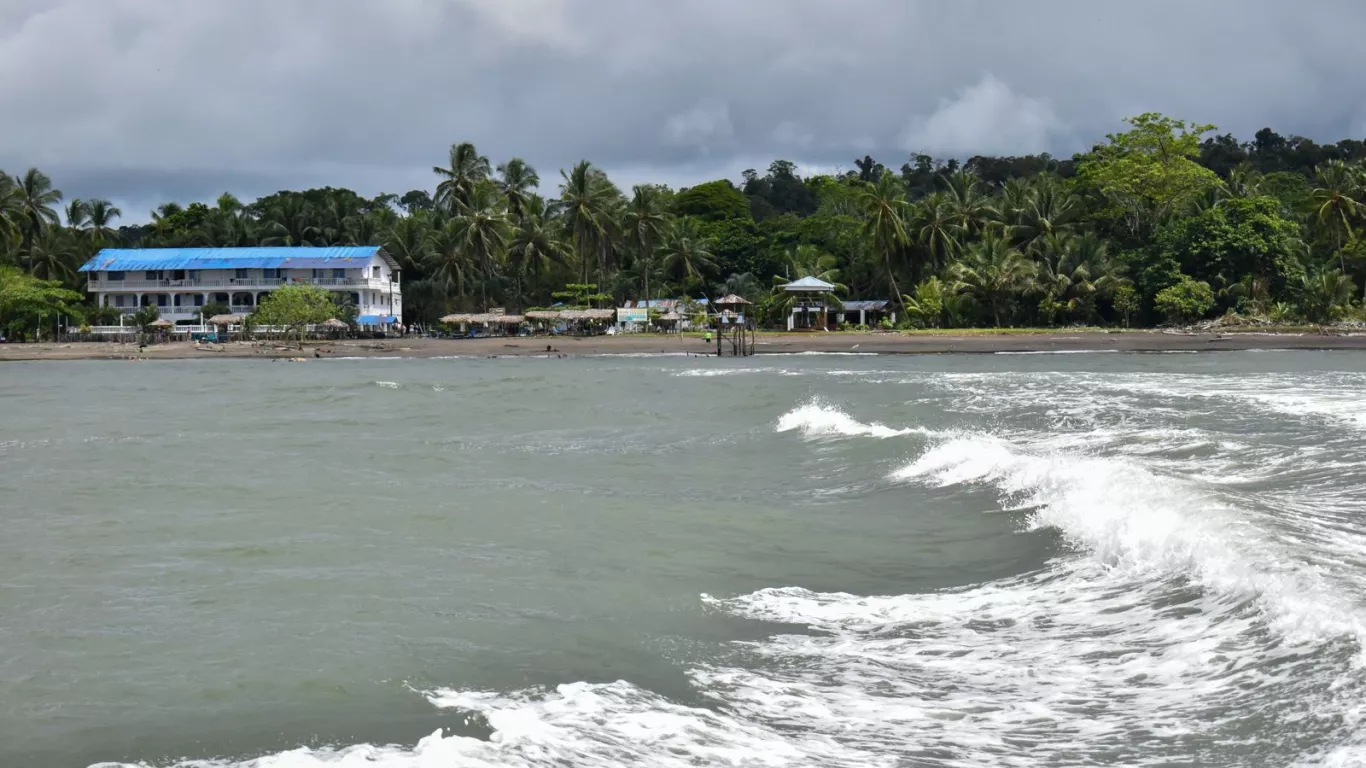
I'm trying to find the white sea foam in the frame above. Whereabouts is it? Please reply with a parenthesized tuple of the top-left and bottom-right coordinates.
(374, 381, 401, 389)
(893, 433, 1366, 646)
(775, 401, 921, 439)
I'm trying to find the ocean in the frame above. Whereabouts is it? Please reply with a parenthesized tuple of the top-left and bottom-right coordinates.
(2, 351, 1364, 767)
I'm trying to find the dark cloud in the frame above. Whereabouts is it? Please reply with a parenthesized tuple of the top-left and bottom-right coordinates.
(3, 0, 1364, 219)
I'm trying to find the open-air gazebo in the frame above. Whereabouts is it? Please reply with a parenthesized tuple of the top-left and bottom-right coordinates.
(780, 276, 836, 331)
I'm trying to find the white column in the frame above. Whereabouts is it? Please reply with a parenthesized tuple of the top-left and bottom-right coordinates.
(860, 309, 866, 327)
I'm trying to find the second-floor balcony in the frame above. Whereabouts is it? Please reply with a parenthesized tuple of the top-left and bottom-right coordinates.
(90, 276, 400, 292)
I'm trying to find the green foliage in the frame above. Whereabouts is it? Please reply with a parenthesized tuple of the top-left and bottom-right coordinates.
(0, 265, 84, 339)
(674, 180, 751, 222)
(1157, 196, 1304, 296)
(6, 117, 1366, 333)
(550, 283, 612, 308)
(252, 284, 338, 344)
(1153, 277, 1216, 324)
(128, 305, 160, 332)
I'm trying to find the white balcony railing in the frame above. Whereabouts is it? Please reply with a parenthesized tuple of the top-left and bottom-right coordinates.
(91, 277, 400, 293)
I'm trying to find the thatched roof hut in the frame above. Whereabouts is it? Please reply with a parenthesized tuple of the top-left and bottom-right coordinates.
(208, 314, 245, 325)
(441, 313, 525, 325)
(524, 309, 614, 322)
(715, 294, 752, 306)
(322, 318, 349, 329)
(150, 318, 174, 328)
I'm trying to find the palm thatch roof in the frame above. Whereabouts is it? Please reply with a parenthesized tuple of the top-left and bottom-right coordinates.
(657, 311, 682, 321)
(441, 313, 525, 325)
(150, 319, 174, 328)
(715, 294, 752, 305)
(525, 309, 615, 321)
(322, 318, 349, 329)
(208, 314, 245, 325)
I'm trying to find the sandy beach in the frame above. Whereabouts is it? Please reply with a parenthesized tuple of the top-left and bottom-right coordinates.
(3, 330, 1366, 361)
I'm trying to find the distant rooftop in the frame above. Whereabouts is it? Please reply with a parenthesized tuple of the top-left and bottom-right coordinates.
(79, 246, 396, 272)
(781, 276, 836, 292)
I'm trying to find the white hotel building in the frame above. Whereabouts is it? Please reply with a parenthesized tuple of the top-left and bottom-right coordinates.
(78, 246, 402, 326)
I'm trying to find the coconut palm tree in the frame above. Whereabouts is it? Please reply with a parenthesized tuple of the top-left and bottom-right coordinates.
(941, 169, 996, 237)
(909, 192, 959, 275)
(496, 158, 539, 222)
(622, 185, 670, 308)
(1294, 269, 1356, 323)
(433, 142, 492, 214)
(15, 168, 62, 254)
(507, 197, 569, 306)
(260, 197, 320, 247)
(951, 230, 1035, 327)
(0, 172, 23, 258)
(425, 218, 472, 308)
(658, 218, 717, 292)
(26, 226, 82, 284)
(65, 199, 89, 230)
(556, 161, 620, 286)
(1310, 160, 1364, 273)
(857, 171, 911, 305)
(85, 199, 123, 248)
(451, 183, 511, 310)
(1012, 177, 1082, 254)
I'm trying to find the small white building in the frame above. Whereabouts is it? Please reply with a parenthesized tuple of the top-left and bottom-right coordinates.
(781, 275, 837, 331)
(77, 246, 402, 327)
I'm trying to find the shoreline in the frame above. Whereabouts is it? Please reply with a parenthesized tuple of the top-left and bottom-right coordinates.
(4, 330, 1366, 361)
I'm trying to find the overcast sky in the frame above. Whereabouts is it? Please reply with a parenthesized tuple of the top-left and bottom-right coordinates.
(3, 0, 1365, 221)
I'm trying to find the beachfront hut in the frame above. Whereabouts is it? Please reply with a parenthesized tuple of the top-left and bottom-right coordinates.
(840, 300, 897, 328)
(322, 317, 348, 338)
(780, 276, 836, 331)
(712, 295, 755, 356)
(440, 313, 525, 336)
(525, 309, 613, 335)
(656, 310, 682, 332)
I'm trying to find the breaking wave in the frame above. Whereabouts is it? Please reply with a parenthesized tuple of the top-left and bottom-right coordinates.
(775, 400, 924, 439)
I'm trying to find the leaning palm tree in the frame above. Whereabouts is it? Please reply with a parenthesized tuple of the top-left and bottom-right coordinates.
(556, 161, 620, 286)
(433, 142, 492, 214)
(1310, 160, 1364, 273)
(16, 168, 62, 253)
(951, 230, 1035, 327)
(496, 157, 539, 221)
(658, 217, 717, 292)
(622, 185, 670, 307)
(857, 171, 911, 305)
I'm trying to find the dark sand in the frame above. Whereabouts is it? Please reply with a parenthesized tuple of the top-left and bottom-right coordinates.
(3, 330, 1366, 361)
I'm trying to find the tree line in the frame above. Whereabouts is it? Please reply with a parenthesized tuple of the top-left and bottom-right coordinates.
(3, 112, 1366, 337)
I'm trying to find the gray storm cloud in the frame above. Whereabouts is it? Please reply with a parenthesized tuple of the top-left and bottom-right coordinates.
(2, 0, 1364, 217)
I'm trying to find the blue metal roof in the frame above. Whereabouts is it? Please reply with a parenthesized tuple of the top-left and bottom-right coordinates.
(79, 246, 390, 272)
(356, 315, 398, 325)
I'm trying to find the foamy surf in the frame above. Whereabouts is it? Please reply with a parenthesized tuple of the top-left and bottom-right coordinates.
(775, 400, 925, 439)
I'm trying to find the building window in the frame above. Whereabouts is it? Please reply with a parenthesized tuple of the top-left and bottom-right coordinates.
(263, 269, 279, 279)
(108, 271, 125, 281)
(312, 269, 324, 279)
(278, 269, 288, 281)
(145, 270, 161, 280)
(156, 295, 168, 307)
(235, 269, 249, 280)
(188, 270, 199, 280)
(372, 266, 381, 278)
(333, 269, 345, 279)
(114, 295, 126, 307)
(193, 295, 204, 307)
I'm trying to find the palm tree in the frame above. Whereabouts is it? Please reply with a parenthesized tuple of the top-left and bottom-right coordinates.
(433, 142, 492, 213)
(26, 226, 81, 284)
(1310, 160, 1364, 273)
(65, 199, 89, 229)
(1295, 269, 1356, 323)
(260, 197, 320, 246)
(0, 172, 23, 258)
(658, 218, 717, 292)
(1012, 177, 1081, 253)
(942, 169, 996, 237)
(85, 199, 123, 248)
(951, 230, 1035, 327)
(496, 158, 539, 221)
(556, 161, 620, 286)
(507, 197, 569, 306)
(425, 219, 472, 308)
(451, 184, 511, 310)
(15, 168, 62, 254)
(909, 192, 959, 275)
(623, 185, 669, 308)
(857, 171, 911, 305)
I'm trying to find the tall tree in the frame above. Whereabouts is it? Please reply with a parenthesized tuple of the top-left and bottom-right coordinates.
(433, 142, 492, 213)
(556, 161, 620, 286)
(951, 230, 1035, 327)
(658, 217, 718, 293)
(84, 199, 123, 248)
(507, 197, 569, 306)
(496, 158, 539, 221)
(1309, 159, 1364, 273)
(857, 171, 911, 305)
(623, 185, 670, 306)
(15, 168, 62, 255)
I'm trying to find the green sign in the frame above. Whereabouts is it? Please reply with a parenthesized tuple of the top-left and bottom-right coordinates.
(617, 308, 649, 324)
